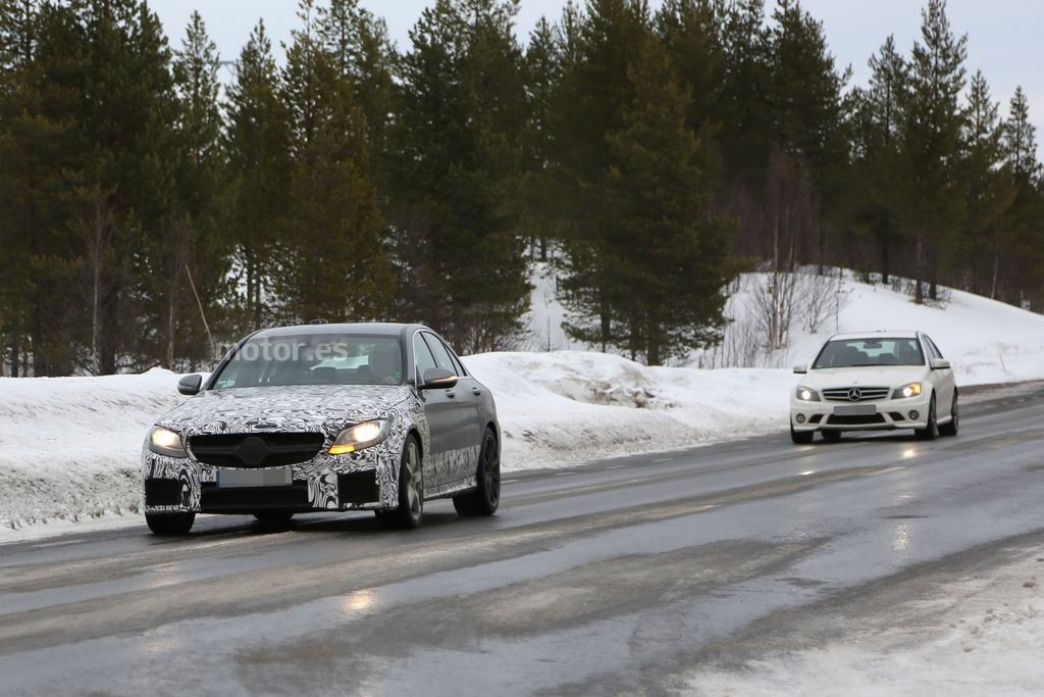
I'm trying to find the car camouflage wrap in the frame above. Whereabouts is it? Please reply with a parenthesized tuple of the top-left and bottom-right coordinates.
(141, 384, 431, 513)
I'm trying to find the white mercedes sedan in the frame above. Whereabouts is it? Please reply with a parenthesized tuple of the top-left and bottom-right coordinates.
(790, 331, 958, 444)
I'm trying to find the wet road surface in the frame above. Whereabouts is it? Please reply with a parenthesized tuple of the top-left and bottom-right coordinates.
(1, 387, 1043, 696)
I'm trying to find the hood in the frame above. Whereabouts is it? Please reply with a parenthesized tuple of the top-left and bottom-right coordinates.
(158, 384, 413, 437)
(801, 365, 928, 389)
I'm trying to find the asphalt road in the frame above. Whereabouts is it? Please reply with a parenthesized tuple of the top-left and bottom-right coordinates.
(2, 386, 1044, 697)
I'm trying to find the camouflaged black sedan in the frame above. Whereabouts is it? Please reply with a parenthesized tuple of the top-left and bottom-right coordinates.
(142, 324, 501, 535)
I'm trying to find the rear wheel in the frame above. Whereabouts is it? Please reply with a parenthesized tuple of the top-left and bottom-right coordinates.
(376, 436, 423, 530)
(939, 392, 959, 437)
(146, 511, 195, 536)
(790, 424, 814, 444)
(453, 429, 501, 517)
(915, 394, 939, 440)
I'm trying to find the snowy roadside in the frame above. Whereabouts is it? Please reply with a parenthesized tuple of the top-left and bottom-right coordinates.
(4, 272, 1044, 538)
(684, 545, 1044, 697)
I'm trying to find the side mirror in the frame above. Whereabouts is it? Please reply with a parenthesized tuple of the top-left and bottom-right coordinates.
(793, 365, 808, 375)
(178, 374, 203, 396)
(930, 358, 951, 371)
(420, 368, 458, 390)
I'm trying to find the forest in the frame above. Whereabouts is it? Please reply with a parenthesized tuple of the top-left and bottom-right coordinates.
(0, 0, 1041, 375)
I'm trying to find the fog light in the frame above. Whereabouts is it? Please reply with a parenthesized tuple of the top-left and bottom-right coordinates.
(796, 414, 806, 424)
(909, 410, 919, 421)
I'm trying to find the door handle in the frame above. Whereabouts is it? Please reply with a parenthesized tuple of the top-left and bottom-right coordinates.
(445, 390, 456, 399)
(472, 388, 482, 396)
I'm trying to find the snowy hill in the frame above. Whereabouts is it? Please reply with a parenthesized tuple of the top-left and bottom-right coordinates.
(3, 271, 1044, 534)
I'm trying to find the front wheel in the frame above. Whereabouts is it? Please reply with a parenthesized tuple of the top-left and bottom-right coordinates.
(791, 424, 814, 444)
(915, 394, 939, 440)
(453, 429, 501, 517)
(146, 511, 195, 536)
(376, 436, 423, 530)
(939, 392, 959, 437)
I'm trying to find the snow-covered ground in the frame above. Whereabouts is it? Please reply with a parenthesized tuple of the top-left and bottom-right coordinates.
(3, 271, 1044, 535)
(685, 548, 1044, 696)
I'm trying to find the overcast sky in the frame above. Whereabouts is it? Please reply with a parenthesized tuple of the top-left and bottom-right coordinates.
(152, 0, 1042, 143)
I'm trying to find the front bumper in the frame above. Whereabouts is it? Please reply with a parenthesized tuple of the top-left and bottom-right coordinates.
(790, 394, 932, 432)
(142, 440, 402, 515)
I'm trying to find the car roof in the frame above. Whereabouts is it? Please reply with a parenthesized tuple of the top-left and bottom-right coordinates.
(829, 330, 921, 341)
(252, 323, 429, 339)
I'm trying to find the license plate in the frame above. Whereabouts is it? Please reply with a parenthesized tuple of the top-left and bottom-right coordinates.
(217, 467, 292, 488)
(833, 404, 877, 417)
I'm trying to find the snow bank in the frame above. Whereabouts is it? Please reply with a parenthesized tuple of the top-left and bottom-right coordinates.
(464, 352, 792, 468)
(0, 369, 184, 531)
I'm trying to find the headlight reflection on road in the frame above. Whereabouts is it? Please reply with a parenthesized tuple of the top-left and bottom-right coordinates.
(341, 588, 378, 618)
(893, 523, 911, 552)
(901, 448, 918, 459)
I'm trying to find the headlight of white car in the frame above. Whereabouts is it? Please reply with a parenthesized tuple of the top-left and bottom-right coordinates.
(330, 420, 389, 455)
(893, 382, 923, 399)
(149, 426, 187, 458)
(795, 386, 821, 402)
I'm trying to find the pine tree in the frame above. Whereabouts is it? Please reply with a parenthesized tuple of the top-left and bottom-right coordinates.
(553, 0, 651, 351)
(154, 11, 225, 368)
(225, 20, 291, 330)
(900, 0, 968, 302)
(389, 0, 530, 352)
(766, 0, 848, 270)
(603, 37, 731, 364)
(854, 35, 909, 283)
(1000, 87, 1043, 303)
(276, 0, 393, 323)
(956, 71, 1012, 296)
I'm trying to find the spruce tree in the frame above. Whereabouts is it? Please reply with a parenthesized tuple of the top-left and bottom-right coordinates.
(956, 71, 1012, 296)
(603, 37, 731, 364)
(224, 20, 291, 330)
(389, 0, 530, 352)
(155, 11, 225, 368)
(900, 0, 967, 302)
(854, 35, 909, 283)
(276, 0, 393, 323)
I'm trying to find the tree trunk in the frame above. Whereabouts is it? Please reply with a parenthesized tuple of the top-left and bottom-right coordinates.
(880, 222, 890, 285)
(9, 338, 19, 378)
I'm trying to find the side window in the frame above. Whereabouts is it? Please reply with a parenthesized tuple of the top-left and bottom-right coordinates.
(414, 333, 438, 381)
(422, 333, 459, 375)
(446, 344, 468, 376)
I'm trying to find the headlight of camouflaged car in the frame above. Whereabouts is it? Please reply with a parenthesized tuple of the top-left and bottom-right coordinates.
(330, 420, 389, 455)
(893, 382, 923, 399)
(149, 426, 187, 458)
(795, 386, 821, 402)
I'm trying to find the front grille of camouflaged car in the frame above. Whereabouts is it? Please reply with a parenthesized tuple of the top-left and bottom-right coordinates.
(188, 432, 326, 468)
(822, 387, 891, 402)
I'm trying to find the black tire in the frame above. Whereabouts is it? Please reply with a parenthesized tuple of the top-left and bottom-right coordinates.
(254, 512, 294, 529)
(790, 424, 814, 444)
(453, 428, 501, 517)
(376, 436, 423, 530)
(146, 511, 195, 536)
(939, 391, 959, 437)
(821, 430, 842, 443)
(915, 394, 939, 440)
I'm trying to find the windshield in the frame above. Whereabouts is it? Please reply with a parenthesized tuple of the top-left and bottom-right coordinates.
(212, 333, 404, 389)
(812, 338, 924, 369)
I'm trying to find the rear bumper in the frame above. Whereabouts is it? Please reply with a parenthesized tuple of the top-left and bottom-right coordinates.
(791, 395, 932, 432)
